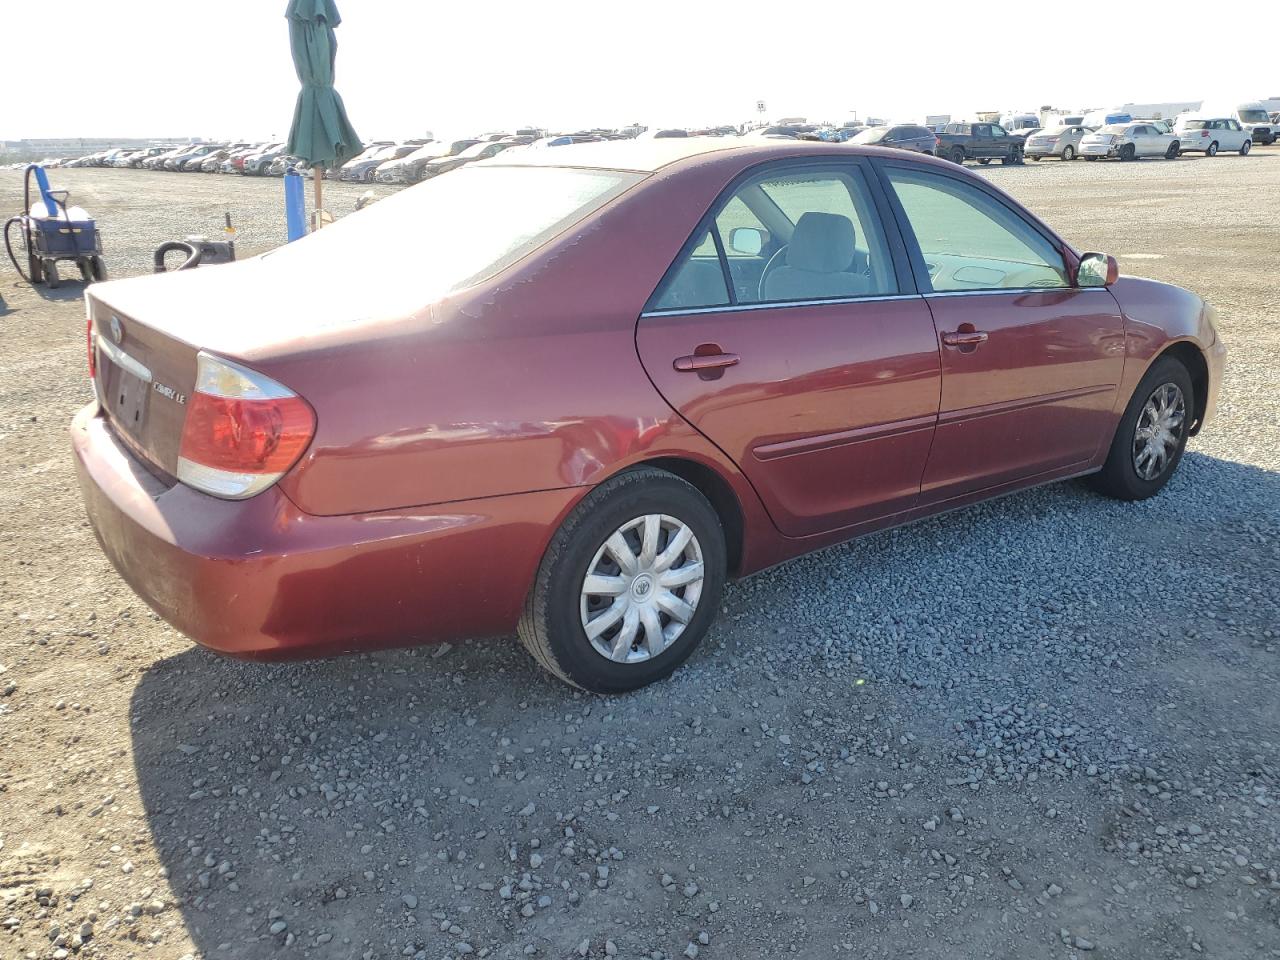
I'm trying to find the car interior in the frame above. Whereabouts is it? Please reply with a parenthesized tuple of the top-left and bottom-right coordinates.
(649, 164, 1069, 311)
(649, 169, 896, 311)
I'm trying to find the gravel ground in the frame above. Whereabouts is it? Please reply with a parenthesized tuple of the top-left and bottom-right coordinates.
(1, 153, 1278, 960)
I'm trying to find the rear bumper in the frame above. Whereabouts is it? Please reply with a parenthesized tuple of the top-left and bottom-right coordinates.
(71, 404, 578, 660)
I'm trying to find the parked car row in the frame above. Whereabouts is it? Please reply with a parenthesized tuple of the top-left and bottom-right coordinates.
(22, 109, 1275, 181)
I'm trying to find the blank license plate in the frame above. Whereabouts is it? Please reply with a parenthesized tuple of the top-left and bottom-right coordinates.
(103, 358, 149, 434)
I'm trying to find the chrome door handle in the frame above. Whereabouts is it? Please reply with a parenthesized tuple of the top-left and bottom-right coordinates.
(673, 352, 740, 372)
(941, 330, 989, 347)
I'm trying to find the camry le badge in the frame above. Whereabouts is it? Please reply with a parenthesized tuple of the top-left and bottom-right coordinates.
(152, 382, 187, 405)
(109, 315, 123, 344)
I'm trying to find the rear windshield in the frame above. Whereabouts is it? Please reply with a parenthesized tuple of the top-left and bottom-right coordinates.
(1099, 124, 1130, 134)
(264, 165, 641, 298)
(1180, 120, 1209, 129)
(1039, 127, 1069, 135)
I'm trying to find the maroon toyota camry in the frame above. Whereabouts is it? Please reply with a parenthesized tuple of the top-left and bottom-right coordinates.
(73, 138, 1225, 692)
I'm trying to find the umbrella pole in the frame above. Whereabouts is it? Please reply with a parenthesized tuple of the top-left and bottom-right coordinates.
(313, 166, 323, 230)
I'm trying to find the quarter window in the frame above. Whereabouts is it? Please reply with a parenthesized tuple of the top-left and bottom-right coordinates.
(885, 168, 1069, 293)
(647, 164, 898, 312)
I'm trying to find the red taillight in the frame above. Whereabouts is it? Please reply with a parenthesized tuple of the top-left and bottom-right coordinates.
(177, 352, 315, 499)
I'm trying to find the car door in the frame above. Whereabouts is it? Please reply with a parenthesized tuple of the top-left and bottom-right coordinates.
(877, 161, 1126, 503)
(636, 160, 942, 537)
(989, 124, 1012, 157)
(1224, 119, 1244, 150)
(1135, 124, 1158, 156)
(971, 124, 993, 157)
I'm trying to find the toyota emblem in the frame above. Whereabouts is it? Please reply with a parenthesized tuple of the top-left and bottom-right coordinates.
(109, 315, 123, 344)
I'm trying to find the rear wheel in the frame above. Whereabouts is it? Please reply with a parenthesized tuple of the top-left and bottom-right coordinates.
(1206, 141, 1218, 157)
(1240, 139, 1251, 156)
(518, 468, 727, 693)
(1089, 356, 1193, 501)
(949, 147, 966, 164)
(1062, 144, 1076, 161)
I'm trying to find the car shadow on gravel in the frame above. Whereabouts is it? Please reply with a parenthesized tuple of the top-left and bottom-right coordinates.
(125, 452, 1280, 959)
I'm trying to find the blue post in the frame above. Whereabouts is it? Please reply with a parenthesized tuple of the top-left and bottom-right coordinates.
(284, 170, 306, 242)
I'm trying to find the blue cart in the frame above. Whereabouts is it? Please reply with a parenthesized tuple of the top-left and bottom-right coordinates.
(4, 165, 107, 288)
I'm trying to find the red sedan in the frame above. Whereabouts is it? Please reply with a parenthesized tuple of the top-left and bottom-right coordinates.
(72, 139, 1225, 692)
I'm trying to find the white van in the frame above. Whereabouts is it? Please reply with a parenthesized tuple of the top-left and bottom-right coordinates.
(1001, 112, 1040, 131)
(1199, 101, 1274, 145)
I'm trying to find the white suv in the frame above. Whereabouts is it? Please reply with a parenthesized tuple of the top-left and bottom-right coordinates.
(1174, 117, 1252, 156)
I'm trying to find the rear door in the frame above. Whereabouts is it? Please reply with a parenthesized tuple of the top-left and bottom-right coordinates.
(636, 159, 941, 537)
(877, 161, 1126, 503)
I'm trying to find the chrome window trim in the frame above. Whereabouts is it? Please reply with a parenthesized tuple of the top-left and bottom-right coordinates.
(925, 286, 1106, 299)
(640, 292, 923, 319)
(95, 336, 153, 382)
(639, 285, 1107, 317)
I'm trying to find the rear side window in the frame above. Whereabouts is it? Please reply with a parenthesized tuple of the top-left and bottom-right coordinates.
(647, 163, 898, 312)
(884, 168, 1068, 293)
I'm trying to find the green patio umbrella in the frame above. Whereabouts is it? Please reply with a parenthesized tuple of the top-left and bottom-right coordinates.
(285, 0, 362, 229)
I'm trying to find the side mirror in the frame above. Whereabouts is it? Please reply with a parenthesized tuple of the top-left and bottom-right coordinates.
(729, 226, 768, 257)
(1077, 252, 1119, 287)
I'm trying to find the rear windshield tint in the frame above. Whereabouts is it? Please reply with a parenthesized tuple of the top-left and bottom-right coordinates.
(263, 165, 641, 298)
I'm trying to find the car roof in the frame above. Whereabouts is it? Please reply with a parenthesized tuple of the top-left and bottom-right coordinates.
(480, 136, 913, 174)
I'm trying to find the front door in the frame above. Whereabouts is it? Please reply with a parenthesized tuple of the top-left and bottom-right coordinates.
(636, 160, 941, 537)
(878, 162, 1126, 503)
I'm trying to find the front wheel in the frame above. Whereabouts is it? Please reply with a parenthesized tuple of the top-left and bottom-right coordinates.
(1206, 141, 1218, 157)
(1089, 356, 1194, 501)
(1119, 143, 1135, 161)
(518, 468, 727, 693)
(1240, 140, 1251, 156)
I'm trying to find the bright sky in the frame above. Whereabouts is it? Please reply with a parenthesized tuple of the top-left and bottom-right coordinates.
(5, 1, 1276, 142)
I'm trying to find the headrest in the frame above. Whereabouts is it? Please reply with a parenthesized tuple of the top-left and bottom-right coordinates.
(786, 212, 856, 273)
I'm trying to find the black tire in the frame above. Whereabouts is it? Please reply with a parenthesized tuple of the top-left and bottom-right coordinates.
(1240, 140, 1251, 156)
(978, 158, 991, 165)
(949, 147, 965, 164)
(1031, 155, 1041, 161)
(89, 256, 107, 283)
(43, 259, 60, 289)
(1089, 356, 1194, 501)
(77, 258, 93, 284)
(1206, 141, 1218, 157)
(1120, 143, 1135, 161)
(1165, 141, 1180, 159)
(1084, 155, 1097, 161)
(1062, 144, 1075, 161)
(518, 467, 727, 693)
(1001, 146, 1022, 165)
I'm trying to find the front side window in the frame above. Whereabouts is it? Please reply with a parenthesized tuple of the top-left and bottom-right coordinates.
(991, 125, 1008, 137)
(884, 168, 1069, 293)
(648, 164, 898, 311)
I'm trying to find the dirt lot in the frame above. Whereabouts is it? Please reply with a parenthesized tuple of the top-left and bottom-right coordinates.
(1, 154, 1278, 960)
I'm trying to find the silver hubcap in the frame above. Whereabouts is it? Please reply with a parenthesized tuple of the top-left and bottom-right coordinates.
(580, 514, 704, 664)
(1132, 382, 1186, 481)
